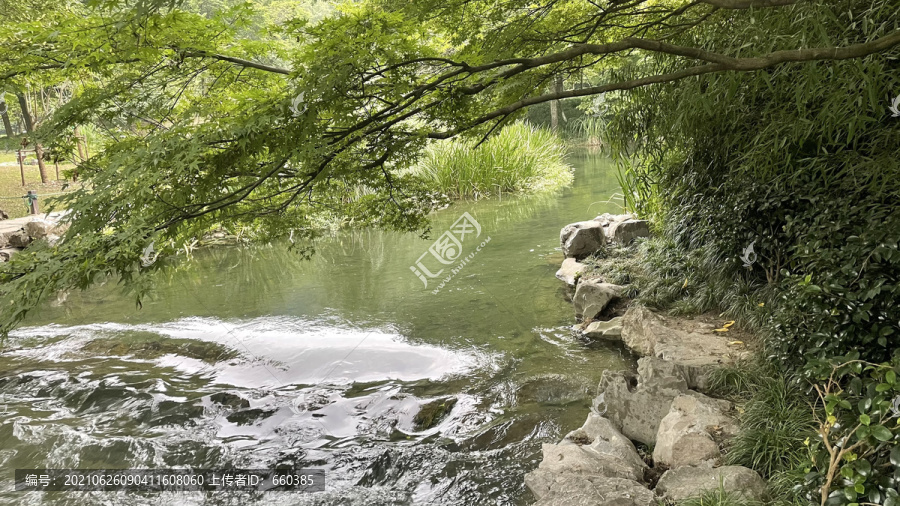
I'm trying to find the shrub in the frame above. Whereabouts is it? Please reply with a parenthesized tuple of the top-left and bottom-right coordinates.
(414, 122, 572, 199)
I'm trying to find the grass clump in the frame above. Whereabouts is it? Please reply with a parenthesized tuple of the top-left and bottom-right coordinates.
(678, 487, 764, 506)
(414, 122, 572, 199)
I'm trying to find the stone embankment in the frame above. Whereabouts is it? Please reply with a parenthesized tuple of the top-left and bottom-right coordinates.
(527, 214, 765, 505)
(0, 212, 68, 262)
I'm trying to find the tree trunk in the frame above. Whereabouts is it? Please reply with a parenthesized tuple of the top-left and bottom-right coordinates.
(16, 93, 34, 131)
(0, 95, 13, 136)
(549, 75, 563, 131)
(17, 92, 49, 183)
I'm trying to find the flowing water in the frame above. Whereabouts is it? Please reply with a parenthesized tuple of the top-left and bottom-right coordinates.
(0, 153, 635, 505)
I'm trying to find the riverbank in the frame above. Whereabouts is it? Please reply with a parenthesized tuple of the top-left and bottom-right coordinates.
(530, 214, 772, 505)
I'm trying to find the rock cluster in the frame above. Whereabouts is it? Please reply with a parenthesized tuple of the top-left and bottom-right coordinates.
(527, 351, 766, 505)
(0, 213, 69, 262)
(533, 214, 766, 504)
(558, 213, 650, 262)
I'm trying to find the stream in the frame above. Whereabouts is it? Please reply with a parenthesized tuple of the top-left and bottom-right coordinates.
(0, 152, 635, 505)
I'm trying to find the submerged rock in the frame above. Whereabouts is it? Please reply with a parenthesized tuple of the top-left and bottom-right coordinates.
(581, 317, 623, 340)
(560, 221, 606, 259)
(210, 392, 251, 410)
(555, 257, 585, 286)
(573, 281, 623, 322)
(518, 374, 588, 406)
(655, 465, 767, 502)
(412, 397, 457, 430)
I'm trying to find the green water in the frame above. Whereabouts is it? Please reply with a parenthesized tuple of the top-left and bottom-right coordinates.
(0, 153, 634, 505)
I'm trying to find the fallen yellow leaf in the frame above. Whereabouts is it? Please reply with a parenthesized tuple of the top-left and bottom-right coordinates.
(728, 340, 744, 346)
(714, 328, 729, 332)
(682, 278, 689, 289)
(758, 302, 765, 307)
(723, 321, 736, 328)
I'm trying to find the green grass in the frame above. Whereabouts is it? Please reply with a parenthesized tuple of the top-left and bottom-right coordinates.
(413, 122, 573, 199)
(0, 149, 78, 218)
(678, 487, 764, 506)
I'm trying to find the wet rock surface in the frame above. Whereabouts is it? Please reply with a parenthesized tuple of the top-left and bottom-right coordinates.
(573, 281, 623, 322)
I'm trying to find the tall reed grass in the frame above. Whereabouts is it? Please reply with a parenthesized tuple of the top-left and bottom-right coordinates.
(414, 122, 573, 199)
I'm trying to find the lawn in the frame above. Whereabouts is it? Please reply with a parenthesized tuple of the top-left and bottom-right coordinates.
(0, 150, 80, 219)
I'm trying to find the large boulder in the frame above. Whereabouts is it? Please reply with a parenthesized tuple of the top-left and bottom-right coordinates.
(573, 281, 623, 322)
(606, 219, 650, 245)
(621, 305, 747, 372)
(596, 356, 718, 446)
(530, 475, 655, 506)
(4, 230, 32, 248)
(526, 414, 653, 505)
(560, 414, 647, 478)
(555, 258, 586, 287)
(581, 317, 623, 340)
(560, 221, 606, 259)
(652, 394, 738, 468)
(596, 368, 683, 446)
(25, 219, 67, 240)
(655, 466, 768, 502)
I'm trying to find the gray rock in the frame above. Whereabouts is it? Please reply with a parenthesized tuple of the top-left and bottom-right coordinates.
(5, 230, 32, 248)
(0, 248, 19, 262)
(607, 219, 650, 245)
(653, 394, 737, 468)
(556, 258, 586, 287)
(530, 474, 655, 506)
(596, 368, 683, 446)
(655, 465, 768, 502)
(573, 281, 623, 322)
(24, 219, 64, 240)
(594, 213, 635, 228)
(560, 413, 647, 479)
(0, 208, 7, 220)
(560, 221, 606, 259)
(621, 305, 746, 370)
(636, 356, 710, 391)
(582, 317, 623, 340)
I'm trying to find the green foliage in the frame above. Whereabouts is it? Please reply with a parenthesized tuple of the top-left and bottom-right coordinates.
(800, 356, 900, 506)
(678, 487, 763, 506)
(603, 1, 900, 503)
(414, 122, 572, 199)
(724, 374, 817, 481)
